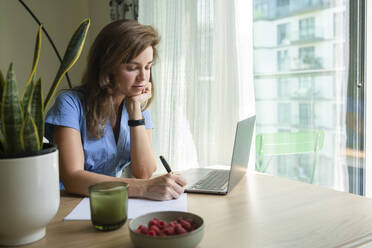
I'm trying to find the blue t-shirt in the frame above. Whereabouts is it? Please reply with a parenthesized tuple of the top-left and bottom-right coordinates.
(45, 89, 154, 178)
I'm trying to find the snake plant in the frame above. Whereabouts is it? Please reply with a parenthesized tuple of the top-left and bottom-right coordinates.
(0, 18, 90, 155)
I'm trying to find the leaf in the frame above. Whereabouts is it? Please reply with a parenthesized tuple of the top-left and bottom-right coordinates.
(0, 68, 4, 116)
(22, 78, 34, 115)
(0, 68, 4, 93)
(2, 63, 23, 153)
(0, 69, 5, 152)
(44, 18, 90, 108)
(30, 78, 44, 148)
(22, 26, 42, 101)
(0, 127, 6, 153)
(20, 112, 39, 152)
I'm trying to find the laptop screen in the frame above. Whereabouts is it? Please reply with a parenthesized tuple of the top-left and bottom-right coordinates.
(227, 115, 256, 192)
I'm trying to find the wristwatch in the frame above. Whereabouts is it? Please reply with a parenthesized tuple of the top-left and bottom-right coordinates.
(128, 118, 145, 127)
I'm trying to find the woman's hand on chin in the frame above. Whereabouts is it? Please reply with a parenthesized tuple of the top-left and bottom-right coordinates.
(126, 82, 152, 118)
(128, 82, 152, 106)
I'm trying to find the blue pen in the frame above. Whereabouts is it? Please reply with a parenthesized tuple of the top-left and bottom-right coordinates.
(159, 156, 172, 173)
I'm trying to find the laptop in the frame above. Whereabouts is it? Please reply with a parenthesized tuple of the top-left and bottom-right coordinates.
(180, 115, 256, 195)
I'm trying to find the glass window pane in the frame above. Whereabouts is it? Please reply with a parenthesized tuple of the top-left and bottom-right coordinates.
(253, 0, 363, 194)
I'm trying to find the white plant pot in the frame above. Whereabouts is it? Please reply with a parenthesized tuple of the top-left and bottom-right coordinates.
(0, 145, 59, 246)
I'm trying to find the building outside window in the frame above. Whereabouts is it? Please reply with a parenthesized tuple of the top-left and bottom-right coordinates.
(277, 49, 289, 71)
(298, 76, 314, 97)
(333, 12, 344, 38)
(254, 0, 269, 19)
(299, 17, 315, 40)
(277, 23, 290, 45)
(278, 78, 290, 97)
(299, 46, 316, 69)
(277, 0, 289, 7)
(253, 0, 363, 195)
(278, 103, 291, 124)
(299, 103, 311, 126)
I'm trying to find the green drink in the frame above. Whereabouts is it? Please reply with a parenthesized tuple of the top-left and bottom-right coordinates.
(89, 181, 128, 231)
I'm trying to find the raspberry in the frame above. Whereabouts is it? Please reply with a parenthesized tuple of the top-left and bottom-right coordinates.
(137, 224, 145, 230)
(158, 220, 166, 229)
(190, 223, 199, 230)
(168, 221, 177, 228)
(163, 226, 175, 235)
(149, 225, 161, 235)
(148, 218, 159, 227)
(178, 219, 191, 230)
(135, 217, 199, 236)
(175, 224, 187, 234)
(140, 226, 148, 235)
(186, 218, 195, 225)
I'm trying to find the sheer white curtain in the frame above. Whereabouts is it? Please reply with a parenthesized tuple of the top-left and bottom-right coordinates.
(139, 0, 253, 171)
(333, 0, 349, 192)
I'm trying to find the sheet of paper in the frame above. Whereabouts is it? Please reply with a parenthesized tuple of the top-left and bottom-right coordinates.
(64, 193, 188, 220)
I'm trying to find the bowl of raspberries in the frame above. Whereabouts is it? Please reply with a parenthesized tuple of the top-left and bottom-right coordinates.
(128, 211, 204, 248)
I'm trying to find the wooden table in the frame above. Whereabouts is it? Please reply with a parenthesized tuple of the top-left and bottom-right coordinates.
(22, 172, 372, 248)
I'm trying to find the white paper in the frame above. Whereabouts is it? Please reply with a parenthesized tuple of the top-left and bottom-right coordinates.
(64, 193, 188, 220)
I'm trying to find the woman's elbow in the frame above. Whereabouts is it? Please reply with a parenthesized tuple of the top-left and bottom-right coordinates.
(60, 173, 88, 196)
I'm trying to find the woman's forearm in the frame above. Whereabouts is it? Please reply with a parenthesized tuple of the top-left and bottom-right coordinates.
(62, 169, 147, 197)
(129, 126, 157, 178)
(126, 100, 157, 178)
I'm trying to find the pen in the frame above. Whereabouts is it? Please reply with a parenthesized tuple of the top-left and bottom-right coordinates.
(159, 155, 172, 173)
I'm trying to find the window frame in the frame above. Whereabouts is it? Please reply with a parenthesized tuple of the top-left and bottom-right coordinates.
(348, 0, 366, 196)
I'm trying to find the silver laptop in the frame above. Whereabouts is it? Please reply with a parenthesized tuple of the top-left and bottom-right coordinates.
(181, 115, 255, 195)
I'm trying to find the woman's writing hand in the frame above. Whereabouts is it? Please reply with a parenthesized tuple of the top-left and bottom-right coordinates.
(141, 173, 187, 201)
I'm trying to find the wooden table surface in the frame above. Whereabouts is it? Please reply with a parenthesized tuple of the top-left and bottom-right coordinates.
(22, 172, 372, 248)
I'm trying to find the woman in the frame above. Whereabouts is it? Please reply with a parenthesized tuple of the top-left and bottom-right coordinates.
(45, 19, 186, 201)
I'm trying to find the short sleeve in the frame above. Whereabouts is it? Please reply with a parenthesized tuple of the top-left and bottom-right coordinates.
(142, 109, 154, 129)
(44, 91, 84, 142)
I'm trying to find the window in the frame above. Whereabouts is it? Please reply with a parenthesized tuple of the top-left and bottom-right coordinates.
(277, 23, 290, 45)
(277, 0, 289, 7)
(299, 46, 320, 69)
(299, 103, 311, 126)
(297, 154, 313, 181)
(333, 43, 343, 67)
(298, 76, 314, 97)
(333, 12, 344, 38)
(299, 17, 315, 40)
(278, 103, 291, 124)
(254, 0, 269, 19)
(278, 78, 290, 97)
(253, 0, 363, 194)
(299, 46, 314, 61)
(277, 50, 289, 71)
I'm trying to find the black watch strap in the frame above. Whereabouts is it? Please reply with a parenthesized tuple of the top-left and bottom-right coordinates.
(128, 118, 145, 127)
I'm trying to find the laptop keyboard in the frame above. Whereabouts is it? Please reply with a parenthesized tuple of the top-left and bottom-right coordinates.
(191, 170, 229, 190)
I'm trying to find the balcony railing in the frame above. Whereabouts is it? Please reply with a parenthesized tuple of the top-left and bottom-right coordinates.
(277, 0, 331, 18)
(254, 0, 332, 20)
(291, 57, 323, 70)
(278, 27, 325, 45)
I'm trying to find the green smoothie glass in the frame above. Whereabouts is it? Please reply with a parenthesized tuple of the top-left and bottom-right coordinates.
(89, 181, 128, 231)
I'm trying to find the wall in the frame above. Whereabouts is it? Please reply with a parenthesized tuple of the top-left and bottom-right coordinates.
(0, 0, 109, 106)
